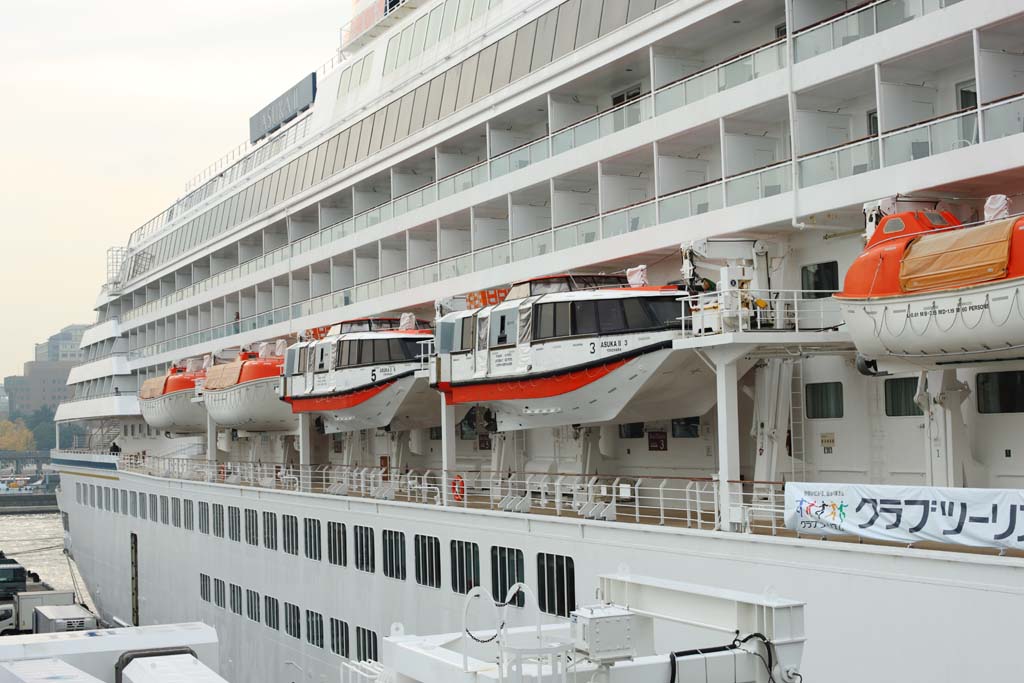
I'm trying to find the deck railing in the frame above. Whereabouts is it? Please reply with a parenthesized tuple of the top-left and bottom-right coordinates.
(683, 288, 842, 337)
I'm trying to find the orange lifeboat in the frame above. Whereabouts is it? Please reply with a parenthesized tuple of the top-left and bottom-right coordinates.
(204, 349, 292, 431)
(836, 209, 1024, 367)
(139, 363, 208, 433)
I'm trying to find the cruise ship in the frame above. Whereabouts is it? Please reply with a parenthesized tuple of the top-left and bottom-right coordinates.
(51, 0, 1024, 680)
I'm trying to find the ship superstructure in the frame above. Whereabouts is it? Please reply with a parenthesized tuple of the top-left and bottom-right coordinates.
(52, 0, 1024, 681)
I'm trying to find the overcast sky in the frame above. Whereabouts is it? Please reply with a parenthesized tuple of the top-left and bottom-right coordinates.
(0, 0, 346, 378)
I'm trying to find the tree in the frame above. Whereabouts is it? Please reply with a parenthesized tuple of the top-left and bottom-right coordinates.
(0, 420, 36, 451)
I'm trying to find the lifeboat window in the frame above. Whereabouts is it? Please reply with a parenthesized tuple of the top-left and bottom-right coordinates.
(450, 540, 481, 594)
(263, 512, 277, 550)
(382, 529, 407, 580)
(358, 341, 374, 365)
(374, 339, 391, 363)
(597, 299, 627, 334)
(491, 546, 525, 607)
(647, 296, 682, 327)
(389, 339, 405, 361)
(336, 341, 349, 368)
(535, 302, 571, 339)
(285, 348, 300, 375)
(800, 261, 839, 299)
(415, 535, 442, 588)
(490, 311, 517, 347)
(438, 320, 456, 353)
(922, 211, 948, 226)
(672, 416, 701, 438)
(805, 382, 844, 419)
(882, 217, 906, 234)
(618, 422, 645, 439)
(330, 618, 350, 657)
(461, 316, 476, 351)
(977, 371, 1024, 414)
(884, 378, 923, 417)
(349, 341, 361, 367)
(572, 301, 599, 335)
(537, 553, 576, 618)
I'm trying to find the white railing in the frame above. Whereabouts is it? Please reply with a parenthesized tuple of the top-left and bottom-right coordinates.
(724, 160, 793, 206)
(981, 92, 1024, 142)
(551, 95, 653, 155)
(684, 288, 841, 337)
(881, 109, 978, 165)
(798, 137, 880, 188)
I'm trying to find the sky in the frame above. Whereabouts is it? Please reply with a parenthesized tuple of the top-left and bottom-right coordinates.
(0, 0, 347, 378)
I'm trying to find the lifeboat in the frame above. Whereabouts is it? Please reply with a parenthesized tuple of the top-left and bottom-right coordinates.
(139, 361, 208, 433)
(431, 274, 711, 430)
(204, 343, 292, 431)
(836, 209, 1024, 368)
(281, 318, 440, 433)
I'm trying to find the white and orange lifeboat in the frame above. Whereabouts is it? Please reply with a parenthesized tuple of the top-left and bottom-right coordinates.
(431, 274, 698, 430)
(836, 208, 1024, 369)
(204, 342, 292, 431)
(281, 317, 439, 433)
(139, 359, 208, 433)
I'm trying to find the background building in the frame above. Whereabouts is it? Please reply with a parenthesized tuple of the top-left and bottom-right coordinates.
(34, 324, 88, 363)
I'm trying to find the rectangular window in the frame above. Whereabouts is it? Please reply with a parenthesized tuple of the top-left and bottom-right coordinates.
(383, 530, 406, 580)
(327, 521, 347, 566)
(491, 546, 525, 607)
(618, 422, 644, 438)
(263, 511, 278, 550)
(246, 589, 261, 622)
(354, 525, 375, 573)
(977, 371, 1024, 414)
(149, 494, 158, 521)
(450, 540, 480, 594)
(356, 626, 378, 662)
(535, 302, 571, 339)
(229, 583, 243, 615)
(283, 515, 299, 555)
(414, 534, 441, 588)
(171, 497, 181, 527)
(199, 501, 210, 534)
(137, 491, 145, 519)
(200, 573, 211, 602)
(112, 488, 120, 514)
(537, 553, 576, 617)
(184, 499, 194, 530)
(121, 489, 129, 514)
(304, 518, 322, 560)
(805, 382, 844, 419)
(228, 506, 241, 541)
(801, 261, 839, 299)
(265, 596, 280, 630)
(285, 602, 301, 639)
(245, 509, 259, 545)
(306, 610, 325, 648)
(884, 377, 923, 417)
(105, 487, 111, 511)
(214, 579, 226, 608)
(130, 491, 138, 517)
(671, 417, 701, 438)
(330, 618, 350, 657)
(212, 503, 225, 538)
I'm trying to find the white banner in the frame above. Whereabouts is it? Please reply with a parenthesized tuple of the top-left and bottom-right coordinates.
(784, 482, 1024, 550)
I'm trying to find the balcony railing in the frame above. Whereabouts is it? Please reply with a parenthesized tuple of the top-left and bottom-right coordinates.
(798, 137, 880, 188)
(552, 96, 653, 155)
(881, 109, 978, 165)
(981, 92, 1024, 142)
(724, 160, 793, 206)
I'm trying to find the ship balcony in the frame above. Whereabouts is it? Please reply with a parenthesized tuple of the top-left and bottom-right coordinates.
(80, 318, 122, 347)
(66, 353, 131, 385)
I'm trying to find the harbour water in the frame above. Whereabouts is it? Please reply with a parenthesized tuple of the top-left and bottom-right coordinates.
(0, 513, 94, 609)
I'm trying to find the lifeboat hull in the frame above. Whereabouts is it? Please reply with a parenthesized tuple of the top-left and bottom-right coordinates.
(140, 391, 207, 433)
(205, 377, 294, 431)
(287, 372, 447, 433)
(838, 277, 1024, 368)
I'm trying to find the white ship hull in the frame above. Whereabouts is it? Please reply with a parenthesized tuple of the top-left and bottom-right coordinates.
(204, 378, 293, 432)
(139, 392, 207, 433)
(839, 278, 1024, 368)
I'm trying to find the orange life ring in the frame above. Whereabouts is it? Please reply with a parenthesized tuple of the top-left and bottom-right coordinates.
(218, 464, 226, 482)
(451, 475, 466, 502)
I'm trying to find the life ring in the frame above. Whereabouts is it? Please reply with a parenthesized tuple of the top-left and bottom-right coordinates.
(218, 464, 226, 482)
(451, 475, 466, 502)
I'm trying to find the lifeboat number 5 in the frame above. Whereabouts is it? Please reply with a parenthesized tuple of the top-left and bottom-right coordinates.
(451, 475, 466, 503)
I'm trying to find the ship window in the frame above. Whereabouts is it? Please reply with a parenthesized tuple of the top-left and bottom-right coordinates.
(389, 338, 406, 361)
(572, 301, 599, 335)
(801, 261, 839, 299)
(214, 579, 226, 608)
(354, 525, 375, 573)
(356, 627, 379, 662)
(105, 487, 112, 511)
(212, 504, 226, 537)
(306, 610, 325, 648)
(171, 498, 181, 527)
(598, 299, 629, 334)
(439, 64, 461, 118)
(348, 340, 360, 367)
(149, 493, 158, 521)
(198, 501, 209, 533)
(409, 84, 430, 133)
(136, 491, 145, 519)
(575, 0, 602, 46)
(284, 602, 301, 639)
(246, 589, 260, 622)
(75, 483, 81, 504)
(245, 509, 259, 545)
(977, 371, 1024, 414)
(229, 583, 242, 615)
(264, 596, 280, 630)
(537, 553, 576, 617)
(455, 316, 474, 351)
(532, 9, 557, 70)
(282, 514, 299, 555)
(336, 341, 348, 368)
(510, 21, 537, 82)
(884, 378, 923, 417)
(184, 500, 194, 530)
(200, 574, 211, 602)
(304, 518, 322, 560)
(294, 347, 307, 375)
(672, 417, 701, 438)
(491, 546, 525, 607)
(618, 422, 645, 438)
(330, 618, 350, 657)
(374, 339, 391, 363)
(492, 33, 516, 90)
(456, 55, 478, 110)
(450, 540, 480, 594)
(327, 521, 347, 566)
(383, 530, 407, 580)
(414, 534, 441, 588)
(474, 44, 497, 100)
(882, 217, 906, 234)
(806, 382, 844, 419)
(600, 0, 628, 35)
(263, 512, 278, 550)
(159, 496, 169, 524)
(922, 211, 949, 227)
(535, 302, 571, 339)
(490, 311, 517, 346)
